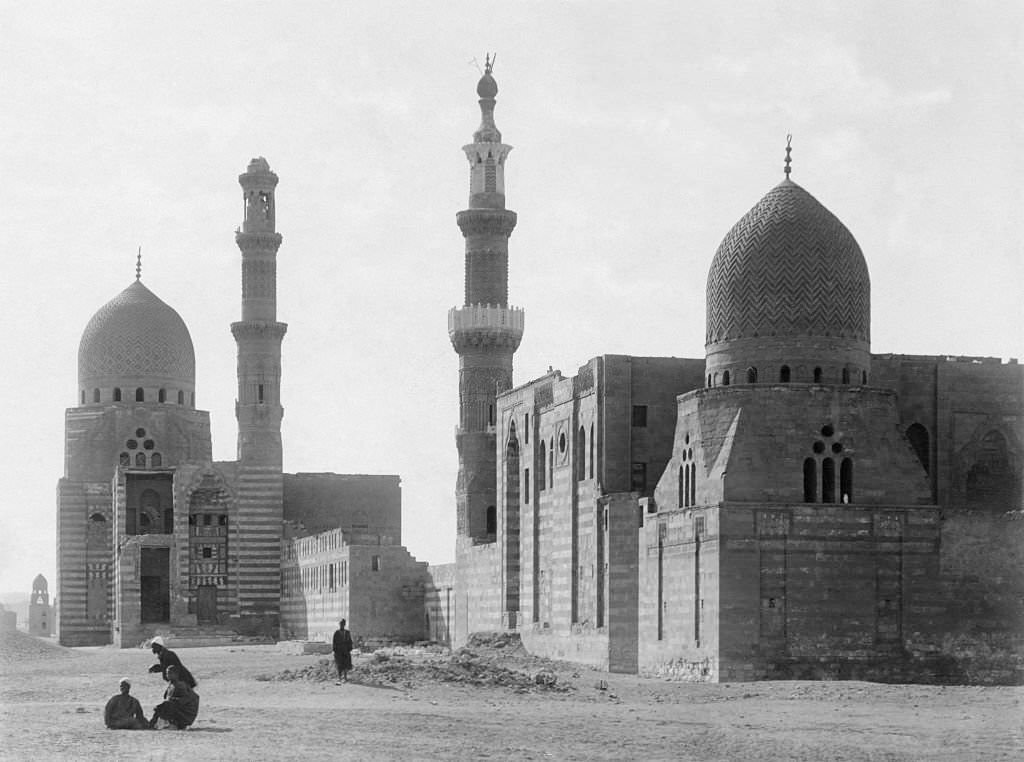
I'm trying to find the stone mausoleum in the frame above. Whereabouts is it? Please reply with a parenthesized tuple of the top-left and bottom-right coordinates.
(57, 158, 428, 647)
(436, 63, 1023, 683)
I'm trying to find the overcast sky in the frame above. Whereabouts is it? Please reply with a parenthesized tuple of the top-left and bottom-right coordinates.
(1, 2, 1020, 594)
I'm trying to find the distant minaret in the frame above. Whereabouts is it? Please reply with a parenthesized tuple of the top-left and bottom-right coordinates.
(232, 157, 287, 623)
(233, 157, 287, 467)
(448, 56, 524, 543)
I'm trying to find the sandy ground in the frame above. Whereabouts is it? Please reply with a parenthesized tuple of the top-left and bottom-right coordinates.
(0, 633, 1021, 761)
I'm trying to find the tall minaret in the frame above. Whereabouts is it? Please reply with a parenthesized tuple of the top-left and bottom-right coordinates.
(231, 157, 287, 624)
(448, 57, 524, 543)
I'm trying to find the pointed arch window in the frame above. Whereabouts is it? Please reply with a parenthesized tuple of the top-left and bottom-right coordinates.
(803, 458, 817, 502)
(538, 441, 547, 491)
(690, 463, 696, 506)
(840, 458, 853, 503)
(813, 367, 823, 383)
(780, 365, 791, 383)
(136, 387, 145, 402)
(746, 367, 758, 384)
(723, 371, 731, 386)
(177, 390, 184, 405)
(93, 388, 101, 403)
(822, 458, 836, 503)
(158, 388, 166, 403)
(114, 388, 122, 402)
(576, 426, 586, 482)
(678, 466, 686, 508)
(589, 423, 595, 479)
(907, 423, 930, 474)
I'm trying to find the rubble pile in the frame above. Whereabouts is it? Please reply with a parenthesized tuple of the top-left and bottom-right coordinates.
(259, 632, 571, 693)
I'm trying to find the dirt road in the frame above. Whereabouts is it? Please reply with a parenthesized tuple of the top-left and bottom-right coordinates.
(0, 634, 1020, 761)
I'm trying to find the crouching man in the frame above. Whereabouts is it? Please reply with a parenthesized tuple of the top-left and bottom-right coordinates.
(149, 665, 200, 730)
(104, 677, 148, 729)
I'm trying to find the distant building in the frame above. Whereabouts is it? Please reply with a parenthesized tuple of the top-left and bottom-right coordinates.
(57, 159, 429, 647)
(0, 604, 16, 632)
(28, 574, 53, 636)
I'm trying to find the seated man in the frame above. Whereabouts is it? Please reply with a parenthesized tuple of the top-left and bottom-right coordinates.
(148, 665, 200, 730)
(148, 636, 197, 688)
(104, 677, 148, 729)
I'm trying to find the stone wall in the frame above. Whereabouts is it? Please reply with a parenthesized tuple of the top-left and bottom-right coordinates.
(424, 563, 456, 645)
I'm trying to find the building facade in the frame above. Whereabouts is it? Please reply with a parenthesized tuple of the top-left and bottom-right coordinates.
(443, 69, 1023, 682)
(57, 160, 429, 648)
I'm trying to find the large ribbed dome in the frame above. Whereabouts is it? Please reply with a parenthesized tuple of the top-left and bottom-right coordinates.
(78, 280, 195, 391)
(706, 179, 870, 345)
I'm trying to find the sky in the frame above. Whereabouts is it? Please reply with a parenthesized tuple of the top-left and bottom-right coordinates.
(0, 2, 1020, 594)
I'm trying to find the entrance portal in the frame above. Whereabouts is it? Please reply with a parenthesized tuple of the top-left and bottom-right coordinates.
(140, 547, 170, 622)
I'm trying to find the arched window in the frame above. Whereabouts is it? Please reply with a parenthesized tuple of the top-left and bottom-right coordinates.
(822, 458, 836, 503)
(136, 387, 145, 402)
(840, 458, 853, 503)
(707, 374, 712, 388)
(488, 404, 495, 427)
(842, 368, 850, 384)
(589, 423, 595, 479)
(723, 370, 731, 386)
(151, 453, 162, 467)
(678, 466, 685, 508)
(258, 384, 265, 404)
(906, 423, 930, 474)
(780, 365, 790, 383)
(746, 367, 758, 384)
(177, 390, 184, 405)
(538, 441, 547, 491)
(862, 371, 868, 385)
(93, 388, 101, 403)
(576, 426, 586, 482)
(548, 439, 554, 488)
(813, 367, 823, 383)
(683, 463, 690, 508)
(80, 390, 86, 405)
(119, 452, 130, 467)
(158, 388, 166, 403)
(135, 453, 146, 467)
(803, 458, 816, 502)
(113, 388, 122, 402)
(690, 463, 696, 506)
(485, 505, 497, 535)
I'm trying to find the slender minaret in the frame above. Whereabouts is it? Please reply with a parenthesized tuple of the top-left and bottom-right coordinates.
(448, 57, 524, 544)
(232, 157, 287, 625)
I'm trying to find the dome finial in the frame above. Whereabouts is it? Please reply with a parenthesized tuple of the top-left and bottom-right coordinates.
(135, 246, 142, 281)
(784, 134, 793, 178)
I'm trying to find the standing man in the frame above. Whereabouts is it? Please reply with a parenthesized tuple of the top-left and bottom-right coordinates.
(104, 678, 148, 729)
(332, 619, 354, 683)
(148, 636, 197, 688)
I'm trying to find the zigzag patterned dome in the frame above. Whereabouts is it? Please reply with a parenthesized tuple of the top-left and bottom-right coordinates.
(78, 280, 195, 392)
(706, 179, 870, 346)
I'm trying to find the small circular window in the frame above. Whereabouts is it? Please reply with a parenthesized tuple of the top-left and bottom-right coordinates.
(813, 441, 826, 454)
(143, 439, 155, 450)
(821, 424, 835, 438)
(831, 442, 843, 454)
(126, 440, 138, 450)
(135, 428, 146, 438)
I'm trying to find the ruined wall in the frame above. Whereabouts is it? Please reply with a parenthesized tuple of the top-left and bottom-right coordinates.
(347, 544, 429, 644)
(454, 540, 502, 646)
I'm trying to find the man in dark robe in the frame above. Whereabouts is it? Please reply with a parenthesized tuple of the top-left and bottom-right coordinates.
(104, 678, 148, 729)
(332, 618, 354, 683)
(148, 636, 197, 688)
(148, 665, 200, 730)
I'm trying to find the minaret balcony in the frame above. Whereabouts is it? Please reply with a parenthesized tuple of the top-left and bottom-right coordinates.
(449, 304, 524, 352)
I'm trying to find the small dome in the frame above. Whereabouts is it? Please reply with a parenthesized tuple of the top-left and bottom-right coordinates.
(477, 72, 498, 99)
(78, 280, 195, 393)
(706, 179, 870, 346)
